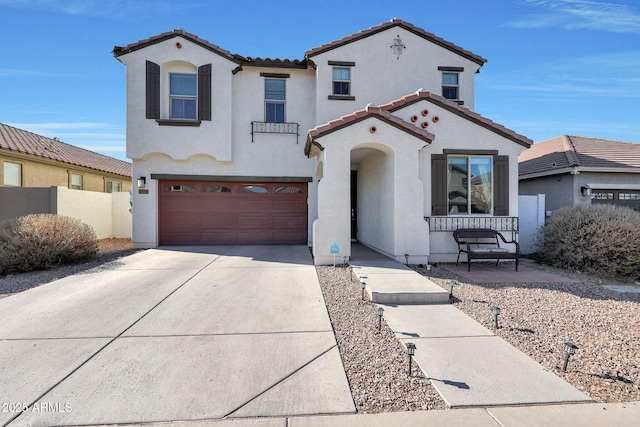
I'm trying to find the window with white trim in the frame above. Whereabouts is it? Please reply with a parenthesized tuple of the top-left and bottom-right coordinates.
(265, 78, 285, 123)
(170, 73, 197, 120)
(447, 156, 492, 214)
(442, 72, 459, 100)
(70, 173, 83, 190)
(332, 67, 350, 96)
(106, 181, 122, 193)
(3, 162, 21, 186)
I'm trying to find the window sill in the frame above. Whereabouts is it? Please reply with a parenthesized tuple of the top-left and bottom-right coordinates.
(156, 119, 202, 127)
(328, 95, 356, 101)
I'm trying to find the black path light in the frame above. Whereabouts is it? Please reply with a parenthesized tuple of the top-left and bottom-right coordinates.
(562, 342, 578, 372)
(404, 253, 409, 265)
(406, 342, 416, 376)
(360, 280, 367, 301)
(449, 280, 456, 299)
(377, 307, 384, 331)
(491, 306, 501, 329)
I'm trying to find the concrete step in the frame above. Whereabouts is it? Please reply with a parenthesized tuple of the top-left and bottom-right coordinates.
(350, 260, 450, 304)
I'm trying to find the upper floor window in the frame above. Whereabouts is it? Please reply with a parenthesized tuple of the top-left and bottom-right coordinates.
(442, 72, 459, 100)
(447, 156, 492, 214)
(332, 67, 350, 96)
(70, 173, 83, 190)
(265, 78, 286, 123)
(106, 181, 122, 193)
(3, 162, 21, 187)
(170, 73, 197, 120)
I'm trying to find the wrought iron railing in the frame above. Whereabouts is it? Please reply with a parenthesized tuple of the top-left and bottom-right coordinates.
(251, 121, 300, 143)
(425, 216, 519, 239)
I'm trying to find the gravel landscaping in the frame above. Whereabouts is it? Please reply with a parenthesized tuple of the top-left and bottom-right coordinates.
(2, 239, 638, 411)
(414, 262, 640, 404)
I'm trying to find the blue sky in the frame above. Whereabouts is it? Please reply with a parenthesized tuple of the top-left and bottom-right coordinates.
(1, 0, 639, 162)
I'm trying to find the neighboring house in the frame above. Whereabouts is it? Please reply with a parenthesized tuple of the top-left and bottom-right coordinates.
(113, 18, 531, 265)
(0, 123, 132, 193)
(519, 135, 640, 213)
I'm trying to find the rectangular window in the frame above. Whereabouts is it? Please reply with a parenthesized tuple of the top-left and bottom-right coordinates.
(170, 73, 197, 120)
(332, 67, 350, 96)
(70, 173, 83, 190)
(106, 181, 122, 193)
(265, 78, 286, 123)
(619, 192, 640, 200)
(442, 72, 459, 100)
(447, 156, 492, 214)
(3, 162, 21, 186)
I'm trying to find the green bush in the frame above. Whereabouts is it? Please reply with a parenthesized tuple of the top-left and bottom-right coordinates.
(541, 204, 640, 280)
(0, 214, 98, 275)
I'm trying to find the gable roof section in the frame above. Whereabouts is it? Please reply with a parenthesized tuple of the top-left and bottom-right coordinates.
(380, 90, 532, 148)
(0, 123, 132, 178)
(519, 135, 640, 177)
(113, 28, 242, 63)
(305, 105, 435, 157)
(305, 18, 487, 67)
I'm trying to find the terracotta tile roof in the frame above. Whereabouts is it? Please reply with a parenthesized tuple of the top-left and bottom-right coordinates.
(113, 28, 243, 63)
(0, 123, 132, 178)
(379, 90, 533, 148)
(305, 104, 435, 156)
(304, 18, 487, 66)
(519, 135, 640, 177)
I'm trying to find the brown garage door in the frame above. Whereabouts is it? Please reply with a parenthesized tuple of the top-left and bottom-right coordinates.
(158, 181, 308, 245)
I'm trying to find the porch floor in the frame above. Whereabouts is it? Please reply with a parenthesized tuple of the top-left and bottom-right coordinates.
(440, 262, 580, 284)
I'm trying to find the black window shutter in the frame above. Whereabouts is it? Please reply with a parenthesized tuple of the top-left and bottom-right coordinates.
(145, 61, 160, 119)
(494, 155, 509, 216)
(198, 64, 212, 121)
(431, 154, 448, 216)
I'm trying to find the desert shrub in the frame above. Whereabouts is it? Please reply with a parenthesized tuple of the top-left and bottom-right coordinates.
(0, 214, 98, 275)
(541, 204, 640, 280)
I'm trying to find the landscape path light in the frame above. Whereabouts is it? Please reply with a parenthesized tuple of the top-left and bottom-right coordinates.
(406, 342, 416, 376)
(491, 306, 501, 329)
(449, 280, 456, 299)
(562, 342, 578, 372)
(361, 281, 367, 301)
(377, 307, 384, 331)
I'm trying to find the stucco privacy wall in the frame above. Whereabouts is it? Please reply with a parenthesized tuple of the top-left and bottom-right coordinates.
(0, 187, 131, 239)
(0, 187, 52, 221)
(311, 27, 479, 126)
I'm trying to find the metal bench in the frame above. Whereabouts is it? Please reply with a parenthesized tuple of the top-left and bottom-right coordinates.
(453, 228, 520, 271)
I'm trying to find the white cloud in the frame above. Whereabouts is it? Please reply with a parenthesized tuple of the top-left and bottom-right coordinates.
(507, 0, 640, 34)
(0, 0, 197, 18)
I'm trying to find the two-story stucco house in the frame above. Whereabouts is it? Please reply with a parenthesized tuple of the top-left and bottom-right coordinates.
(113, 18, 531, 265)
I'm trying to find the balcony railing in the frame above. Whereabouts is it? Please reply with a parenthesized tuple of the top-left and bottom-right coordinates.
(251, 121, 300, 143)
(425, 216, 519, 240)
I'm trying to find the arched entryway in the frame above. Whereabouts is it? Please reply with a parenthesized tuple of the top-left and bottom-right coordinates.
(350, 143, 395, 256)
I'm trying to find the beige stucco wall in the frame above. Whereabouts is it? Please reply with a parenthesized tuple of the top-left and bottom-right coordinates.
(0, 186, 131, 239)
(1, 152, 131, 193)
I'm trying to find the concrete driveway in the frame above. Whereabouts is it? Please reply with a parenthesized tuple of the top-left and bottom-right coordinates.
(0, 246, 355, 426)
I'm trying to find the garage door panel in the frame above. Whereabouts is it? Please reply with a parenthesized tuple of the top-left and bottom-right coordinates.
(159, 180, 307, 245)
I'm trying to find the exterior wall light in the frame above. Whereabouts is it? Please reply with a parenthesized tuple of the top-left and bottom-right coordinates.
(137, 177, 146, 188)
(406, 342, 416, 376)
(377, 307, 384, 331)
(491, 306, 501, 329)
(581, 186, 592, 197)
(562, 342, 578, 372)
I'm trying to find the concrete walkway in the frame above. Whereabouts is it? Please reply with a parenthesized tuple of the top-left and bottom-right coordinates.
(0, 246, 354, 426)
(350, 244, 591, 408)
